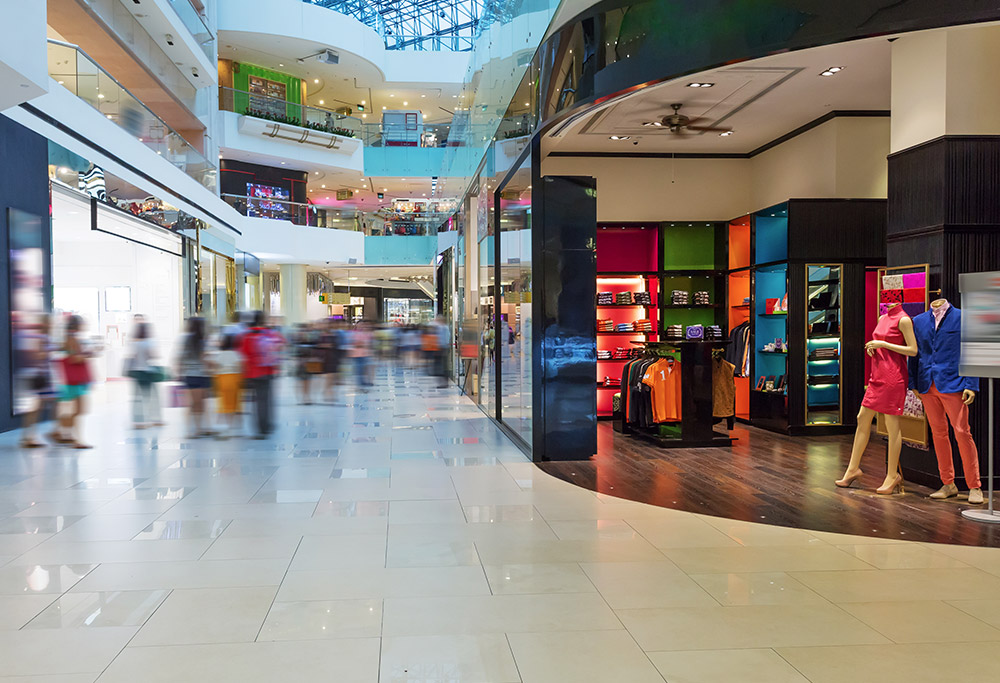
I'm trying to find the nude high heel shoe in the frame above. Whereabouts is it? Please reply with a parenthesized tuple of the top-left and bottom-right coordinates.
(876, 472, 904, 495)
(835, 469, 863, 488)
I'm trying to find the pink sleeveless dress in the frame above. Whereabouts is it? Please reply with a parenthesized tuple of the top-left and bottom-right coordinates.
(862, 304, 909, 415)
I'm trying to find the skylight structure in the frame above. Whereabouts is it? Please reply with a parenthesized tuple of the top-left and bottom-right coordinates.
(305, 0, 485, 51)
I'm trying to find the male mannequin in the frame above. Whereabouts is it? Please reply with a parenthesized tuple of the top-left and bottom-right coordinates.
(908, 299, 984, 504)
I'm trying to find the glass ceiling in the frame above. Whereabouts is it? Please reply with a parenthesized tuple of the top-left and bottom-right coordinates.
(305, 0, 485, 51)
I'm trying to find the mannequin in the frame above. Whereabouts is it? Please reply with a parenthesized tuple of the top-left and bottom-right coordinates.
(836, 303, 918, 494)
(908, 298, 983, 504)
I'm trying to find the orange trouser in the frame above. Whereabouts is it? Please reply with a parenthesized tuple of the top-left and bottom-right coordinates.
(920, 383, 981, 489)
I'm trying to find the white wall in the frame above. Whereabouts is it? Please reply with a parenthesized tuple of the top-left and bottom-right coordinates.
(542, 156, 753, 221)
(239, 216, 365, 266)
(544, 116, 890, 220)
(0, 0, 47, 109)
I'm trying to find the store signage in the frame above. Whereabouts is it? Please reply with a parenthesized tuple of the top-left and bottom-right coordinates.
(326, 293, 351, 305)
(336, 189, 353, 200)
(960, 270, 1000, 378)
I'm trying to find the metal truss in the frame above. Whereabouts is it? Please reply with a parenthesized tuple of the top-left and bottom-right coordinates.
(305, 0, 486, 51)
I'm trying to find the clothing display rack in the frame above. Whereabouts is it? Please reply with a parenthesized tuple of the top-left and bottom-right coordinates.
(616, 340, 735, 448)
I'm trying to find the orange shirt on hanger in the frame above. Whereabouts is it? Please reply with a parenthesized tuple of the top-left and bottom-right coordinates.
(642, 358, 682, 423)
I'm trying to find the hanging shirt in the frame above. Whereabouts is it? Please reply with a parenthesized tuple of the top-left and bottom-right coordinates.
(643, 358, 682, 423)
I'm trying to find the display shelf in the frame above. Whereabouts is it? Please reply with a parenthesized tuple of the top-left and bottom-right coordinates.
(596, 304, 657, 308)
(597, 271, 659, 277)
(663, 304, 720, 309)
(597, 331, 655, 335)
(760, 312, 788, 317)
(759, 350, 788, 355)
(597, 383, 620, 389)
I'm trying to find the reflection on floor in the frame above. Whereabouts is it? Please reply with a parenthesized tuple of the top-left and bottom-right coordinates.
(538, 423, 1000, 547)
(1, 368, 1000, 682)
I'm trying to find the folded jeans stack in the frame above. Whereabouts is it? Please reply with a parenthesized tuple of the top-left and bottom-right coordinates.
(671, 290, 690, 306)
(633, 291, 652, 305)
(597, 291, 615, 306)
(693, 291, 711, 305)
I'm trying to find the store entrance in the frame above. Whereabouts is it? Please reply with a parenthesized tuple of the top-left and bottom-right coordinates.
(51, 183, 184, 383)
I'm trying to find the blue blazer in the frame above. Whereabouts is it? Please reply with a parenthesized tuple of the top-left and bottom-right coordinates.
(908, 307, 979, 394)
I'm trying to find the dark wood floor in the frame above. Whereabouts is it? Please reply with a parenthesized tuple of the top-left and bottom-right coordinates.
(538, 423, 1000, 547)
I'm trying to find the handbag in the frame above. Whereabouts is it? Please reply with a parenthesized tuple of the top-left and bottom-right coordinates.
(167, 382, 188, 408)
(61, 357, 91, 386)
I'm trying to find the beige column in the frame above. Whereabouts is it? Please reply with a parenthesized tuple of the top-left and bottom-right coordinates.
(891, 25, 1000, 153)
(278, 264, 308, 325)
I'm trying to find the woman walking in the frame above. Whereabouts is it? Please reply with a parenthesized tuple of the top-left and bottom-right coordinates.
(213, 333, 243, 438)
(127, 319, 163, 429)
(55, 315, 93, 449)
(177, 317, 212, 438)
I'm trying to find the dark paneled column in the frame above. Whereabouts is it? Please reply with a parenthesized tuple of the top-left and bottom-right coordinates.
(888, 136, 1000, 486)
(0, 115, 52, 434)
(531, 141, 597, 462)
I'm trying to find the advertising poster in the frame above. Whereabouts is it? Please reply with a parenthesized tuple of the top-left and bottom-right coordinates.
(8, 208, 48, 415)
(960, 270, 1000, 379)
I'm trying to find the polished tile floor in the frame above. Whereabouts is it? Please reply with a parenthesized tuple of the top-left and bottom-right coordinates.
(2, 366, 1000, 682)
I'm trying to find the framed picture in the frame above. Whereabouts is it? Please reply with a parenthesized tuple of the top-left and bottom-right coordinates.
(756, 376, 766, 391)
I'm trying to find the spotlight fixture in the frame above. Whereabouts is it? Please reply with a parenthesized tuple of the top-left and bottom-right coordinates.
(820, 66, 845, 77)
(720, 131, 734, 137)
(687, 82, 714, 88)
(609, 135, 631, 140)
(642, 121, 663, 127)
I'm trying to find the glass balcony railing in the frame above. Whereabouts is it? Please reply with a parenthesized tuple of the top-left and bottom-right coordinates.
(222, 193, 452, 236)
(167, 0, 215, 59)
(219, 87, 363, 139)
(360, 121, 455, 148)
(47, 39, 216, 191)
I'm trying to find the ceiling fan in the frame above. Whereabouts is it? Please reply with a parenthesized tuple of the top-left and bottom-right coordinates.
(642, 103, 731, 135)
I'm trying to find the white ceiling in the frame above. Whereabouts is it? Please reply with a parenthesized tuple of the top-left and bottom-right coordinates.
(548, 36, 892, 155)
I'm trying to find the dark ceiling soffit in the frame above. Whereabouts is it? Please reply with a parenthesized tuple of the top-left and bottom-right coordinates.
(546, 110, 890, 160)
(19, 102, 241, 235)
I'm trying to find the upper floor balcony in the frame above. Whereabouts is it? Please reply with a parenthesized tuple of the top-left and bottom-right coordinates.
(47, 39, 215, 190)
(166, 0, 216, 61)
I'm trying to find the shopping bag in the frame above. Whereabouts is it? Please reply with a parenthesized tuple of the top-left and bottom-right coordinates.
(167, 382, 188, 408)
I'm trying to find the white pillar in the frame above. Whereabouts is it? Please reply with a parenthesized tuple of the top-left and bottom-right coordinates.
(279, 264, 307, 325)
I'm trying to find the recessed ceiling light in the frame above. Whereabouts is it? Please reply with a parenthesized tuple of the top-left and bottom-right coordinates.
(421, 94, 426, 98)
(642, 121, 663, 127)
(362, 113, 367, 118)
(281, 161, 286, 164)
(820, 66, 845, 77)
(687, 82, 714, 88)
(321, 184, 326, 188)
(390, 94, 394, 97)
(720, 131, 734, 137)
(403, 101, 408, 106)
(382, 106, 386, 110)
(361, 100, 366, 105)
(314, 79, 319, 84)
(609, 135, 631, 140)
(524, 102, 530, 106)
(319, 100, 324, 105)
(279, 63, 284, 67)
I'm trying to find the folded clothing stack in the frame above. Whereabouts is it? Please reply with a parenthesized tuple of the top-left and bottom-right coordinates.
(633, 318, 653, 332)
(597, 319, 615, 332)
(705, 325, 723, 341)
(597, 349, 612, 360)
(671, 290, 690, 306)
(616, 292, 633, 305)
(633, 291, 652, 305)
(612, 347, 633, 359)
(615, 322, 635, 332)
(665, 324, 684, 340)
(693, 291, 711, 305)
(597, 291, 615, 306)
(809, 346, 840, 360)
(807, 374, 840, 385)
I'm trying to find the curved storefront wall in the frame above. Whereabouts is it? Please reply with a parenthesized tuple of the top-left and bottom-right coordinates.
(534, 0, 1000, 132)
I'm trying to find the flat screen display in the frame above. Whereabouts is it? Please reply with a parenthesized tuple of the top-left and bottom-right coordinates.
(8, 208, 48, 416)
(246, 183, 290, 220)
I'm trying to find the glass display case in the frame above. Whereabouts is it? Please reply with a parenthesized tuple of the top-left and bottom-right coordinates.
(805, 264, 843, 426)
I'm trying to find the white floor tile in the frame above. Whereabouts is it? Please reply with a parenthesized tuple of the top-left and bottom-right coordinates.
(258, 599, 382, 640)
(508, 630, 665, 683)
(130, 587, 278, 646)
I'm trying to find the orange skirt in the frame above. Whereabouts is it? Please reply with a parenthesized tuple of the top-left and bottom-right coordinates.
(215, 373, 242, 414)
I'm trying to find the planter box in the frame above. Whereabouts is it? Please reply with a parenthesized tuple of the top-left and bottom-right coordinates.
(238, 115, 361, 154)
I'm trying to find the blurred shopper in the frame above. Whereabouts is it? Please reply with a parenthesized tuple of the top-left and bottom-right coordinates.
(127, 318, 163, 429)
(319, 318, 344, 401)
(55, 314, 93, 449)
(292, 323, 319, 405)
(18, 314, 57, 448)
(212, 333, 243, 438)
(428, 316, 451, 387)
(241, 311, 283, 438)
(348, 322, 374, 388)
(177, 317, 212, 438)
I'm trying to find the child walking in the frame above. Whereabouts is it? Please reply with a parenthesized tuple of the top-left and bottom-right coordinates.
(214, 333, 243, 438)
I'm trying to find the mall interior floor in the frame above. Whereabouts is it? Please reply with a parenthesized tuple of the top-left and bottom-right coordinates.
(539, 423, 1000, 548)
(2, 369, 1000, 682)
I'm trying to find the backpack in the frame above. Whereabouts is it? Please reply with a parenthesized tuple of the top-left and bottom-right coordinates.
(252, 330, 281, 368)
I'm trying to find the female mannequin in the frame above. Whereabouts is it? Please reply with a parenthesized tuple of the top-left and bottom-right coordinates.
(836, 303, 919, 494)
